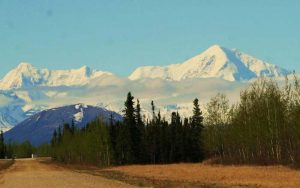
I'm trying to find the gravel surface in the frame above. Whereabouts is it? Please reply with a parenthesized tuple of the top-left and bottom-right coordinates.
(0, 159, 136, 188)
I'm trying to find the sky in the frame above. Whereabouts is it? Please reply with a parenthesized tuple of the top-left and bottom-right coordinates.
(0, 0, 299, 78)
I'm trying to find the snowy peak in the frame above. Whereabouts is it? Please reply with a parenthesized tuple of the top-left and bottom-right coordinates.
(16, 62, 35, 71)
(78, 65, 92, 76)
(0, 62, 45, 90)
(0, 45, 292, 90)
(200, 44, 227, 57)
(129, 45, 291, 81)
(178, 44, 256, 81)
(0, 63, 113, 90)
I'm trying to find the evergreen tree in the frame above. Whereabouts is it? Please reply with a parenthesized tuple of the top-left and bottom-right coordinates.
(151, 100, 156, 121)
(71, 119, 75, 135)
(191, 98, 204, 128)
(135, 99, 145, 163)
(108, 112, 117, 164)
(57, 126, 62, 143)
(123, 92, 135, 124)
(190, 98, 204, 162)
(118, 92, 138, 163)
(0, 130, 5, 158)
(51, 130, 57, 146)
(182, 118, 189, 161)
(136, 99, 143, 127)
(169, 112, 177, 162)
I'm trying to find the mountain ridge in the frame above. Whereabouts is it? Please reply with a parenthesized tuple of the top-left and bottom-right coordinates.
(0, 45, 292, 91)
(0, 63, 113, 90)
(129, 45, 291, 81)
(4, 104, 122, 145)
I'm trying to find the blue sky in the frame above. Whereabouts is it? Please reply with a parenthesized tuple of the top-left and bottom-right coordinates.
(0, 0, 299, 78)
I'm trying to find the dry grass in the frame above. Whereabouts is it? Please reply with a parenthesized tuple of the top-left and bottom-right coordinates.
(102, 163, 300, 188)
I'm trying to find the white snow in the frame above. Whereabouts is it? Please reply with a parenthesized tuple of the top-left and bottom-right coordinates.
(73, 108, 84, 122)
(0, 63, 113, 90)
(129, 45, 290, 82)
(75, 104, 80, 110)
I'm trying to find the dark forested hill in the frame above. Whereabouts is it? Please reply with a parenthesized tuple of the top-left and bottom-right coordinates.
(4, 104, 122, 146)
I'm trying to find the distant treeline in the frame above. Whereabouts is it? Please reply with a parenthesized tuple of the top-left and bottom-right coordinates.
(0, 133, 50, 159)
(2, 76, 300, 167)
(51, 94, 204, 166)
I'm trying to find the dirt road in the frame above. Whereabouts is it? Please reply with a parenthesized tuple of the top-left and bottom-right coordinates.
(0, 159, 136, 188)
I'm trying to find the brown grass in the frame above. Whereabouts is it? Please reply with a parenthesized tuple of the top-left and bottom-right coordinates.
(102, 163, 300, 188)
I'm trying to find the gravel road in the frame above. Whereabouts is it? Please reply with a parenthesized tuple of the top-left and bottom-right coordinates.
(0, 159, 136, 188)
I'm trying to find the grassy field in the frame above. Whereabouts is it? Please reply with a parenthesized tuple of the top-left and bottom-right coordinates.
(99, 163, 300, 188)
(0, 159, 14, 171)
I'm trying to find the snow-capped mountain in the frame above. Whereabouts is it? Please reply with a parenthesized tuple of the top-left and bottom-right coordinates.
(0, 91, 28, 131)
(0, 62, 113, 90)
(4, 104, 122, 145)
(129, 45, 291, 82)
(0, 45, 295, 132)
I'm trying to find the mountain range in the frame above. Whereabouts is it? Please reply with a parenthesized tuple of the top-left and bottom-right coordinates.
(0, 63, 112, 90)
(0, 45, 291, 91)
(0, 45, 294, 131)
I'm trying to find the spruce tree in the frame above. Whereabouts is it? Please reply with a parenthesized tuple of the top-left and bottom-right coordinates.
(57, 126, 62, 143)
(182, 118, 189, 161)
(157, 110, 161, 123)
(123, 92, 136, 128)
(190, 98, 204, 161)
(135, 99, 145, 163)
(169, 112, 177, 162)
(191, 98, 204, 128)
(51, 130, 57, 146)
(71, 119, 75, 135)
(0, 130, 5, 158)
(136, 99, 143, 127)
(151, 100, 156, 121)
(119, 92, 138, 163)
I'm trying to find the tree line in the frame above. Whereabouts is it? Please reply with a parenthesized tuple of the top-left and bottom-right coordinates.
(51, 93, 204, 166)
(204, 76, 300, 166)
(0, 130, 44, 159)
(1, 76, 300, 167)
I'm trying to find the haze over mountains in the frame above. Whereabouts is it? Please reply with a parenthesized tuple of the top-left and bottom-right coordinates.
(0, 45, 294, 131)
